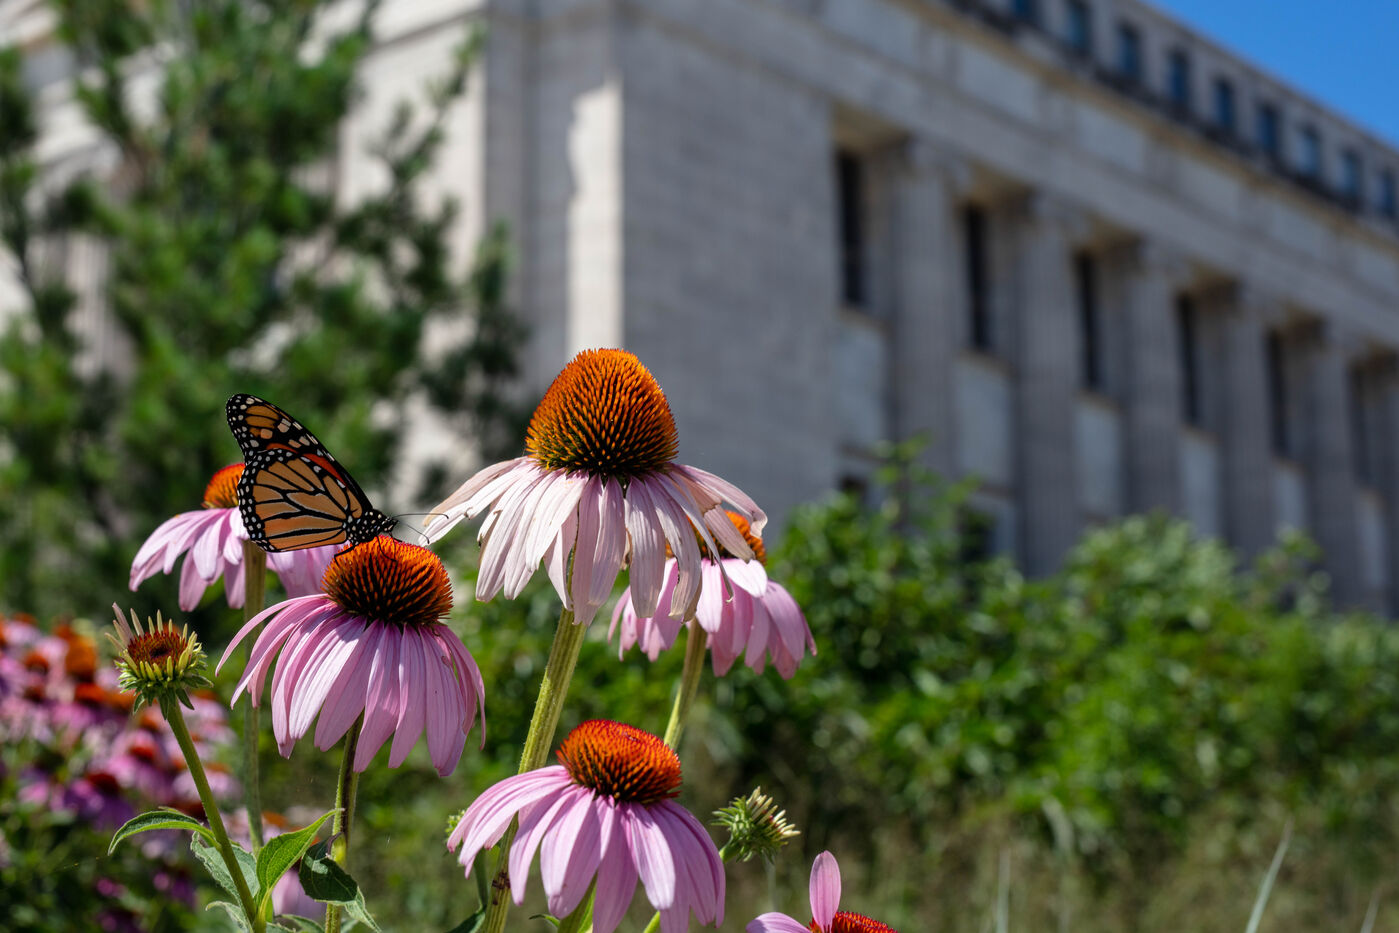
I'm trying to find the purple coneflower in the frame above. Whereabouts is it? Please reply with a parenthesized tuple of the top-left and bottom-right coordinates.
(426, 348, 765, 627)
(218, 536, 485, 776)
(448, 719, 725, 933)
(748, 850, 898, 933)
(130, 464, 338, 610)
(611, 511, 815, 679)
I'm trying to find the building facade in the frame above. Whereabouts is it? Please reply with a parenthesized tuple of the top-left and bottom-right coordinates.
(10, 0, 1399, 610)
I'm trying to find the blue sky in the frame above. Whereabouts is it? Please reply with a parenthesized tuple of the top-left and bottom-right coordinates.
(1151, 0, 1399, 145)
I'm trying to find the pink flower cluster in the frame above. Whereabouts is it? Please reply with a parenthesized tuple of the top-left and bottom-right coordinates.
(1, 615, 236, 832)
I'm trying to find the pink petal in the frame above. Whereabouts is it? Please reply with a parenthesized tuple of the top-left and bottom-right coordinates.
(425, 458, 526, 541)
(567, 479, 603, 625)
(540, 789, 603, 917)
(641, 479, 702, 620)
(723, 557, 769, 596)
(177, 552, 210, 612)
(436, 627, 486, 748)
(223, 556, 247, 610)
(622, 481, 667, 616)
(509, 788, 576, 905)
(624, 805, 676, 910)
(587, 479, 627, 607)
(668, 464, 768, 536)
(747, 915, 811, 933)
(449, 769, 569, 876)
(420, 631, 467, 775)
(190, 512, 228, 580)
(692, 561, 727, 636)
(387, 631, 428, 768)
(219, 595, 322, 674)
(809, 851, 841, 928)
(313, 624, 378, 750)
(476, 472, 541, 601)
(286, 617, 360, 741)
(353, 626, 402, 771)
(592, 801, 639, 933)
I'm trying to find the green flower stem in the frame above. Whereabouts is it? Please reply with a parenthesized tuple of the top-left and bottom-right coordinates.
(556, 878, 596, 933)
(325, 716, 364, 933)
(162, 696, 263, 933)
(241, 540, 268, 852)
(662, 625, 709, 750)
(480, 605, 583, 933)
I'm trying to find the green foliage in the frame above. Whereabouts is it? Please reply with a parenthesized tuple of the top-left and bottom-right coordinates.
(0, 0, 525, 620)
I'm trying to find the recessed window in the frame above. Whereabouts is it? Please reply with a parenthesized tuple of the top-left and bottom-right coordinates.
(1066, 0, 1093, 56)
(1167, 48, 1191, 112)
(1298, 125, 1322, 179)
(1076, 253, 1104, 392)
(1176, 295, 1202, 427)
(1380, 170, 1397, 219)
(1213, 78, 1235, 136)
(1265, 331, 1292, 458)
(835, 150, 866, 308)
(964, 205, 992, 352)
(1350, 365, 1375, 487)
(1341, 149, 1363, 202)
(1012, 0, 1039, 27)
(1117, 23, 1142, 84)
(1257, 103, 1281, 160)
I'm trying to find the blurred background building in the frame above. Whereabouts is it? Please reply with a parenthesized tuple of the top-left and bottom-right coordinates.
(9, 0, 1399, 610)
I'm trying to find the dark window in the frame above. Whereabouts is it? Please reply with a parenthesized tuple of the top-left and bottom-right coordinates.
(1176, 295, 1202, 427)
(1167, 48, 1191, 112)
(964, 206, 992, 351)
(836, 150, 866, 307)
(1380, 170, 1397, 219)
(1012, 0, 1038, 26)
(1076, 253, 1103, 391)
(1341, 149, 1363, 202)
(1266, 331, 1290, 457)
(1299, 125, 1322, 179)
(1350, 366, 1374, 487)
(1257, 103, 1281, 160)
(1066, 0, 1093, 56)
(1213, 78, 1235, 136)
(1117, 23, 1141, 84)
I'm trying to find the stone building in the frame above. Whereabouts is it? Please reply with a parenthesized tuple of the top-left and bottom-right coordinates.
(9, 0, 1399, 610)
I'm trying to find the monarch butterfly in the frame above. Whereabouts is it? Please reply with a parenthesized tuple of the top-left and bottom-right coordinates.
(226, 394, 396, 552)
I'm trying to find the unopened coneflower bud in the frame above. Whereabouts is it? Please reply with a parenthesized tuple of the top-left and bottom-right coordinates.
(713, 786, 799, 863)
(108, 604, 210, 710)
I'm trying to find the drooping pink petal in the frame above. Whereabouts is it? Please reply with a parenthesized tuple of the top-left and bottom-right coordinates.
(219, 594, 324, 674)
(223, 555, 247, 610)
(624, 805, 677, 910)
(642, 478, 702, 620)
(622, 481, 667, 616)
(542, 509, 578, 607)
(387, 630, 428, 768)
(313, 623, 378, 750)
(177, 551, 209, 612)
(588, 479, 627, 607)
(448, 769, 570, 877)
(424, 457, 526, 541)
(436, 626, 486, 749)
(723, 557, 769, 596)
(476, 472, 541, 602)
(669, 464, 768, 536)
(809, 850, 841, 929)
(509, 787, 577, 905)
(353, 627, 402, 771)
(655, 802, 725, 925)
(286, 617, 360, 742)
(540, 789, 603, 917)
(746, 914, 811, 933)
(567, 478, 602, 625)
(592, 801, 639, 933)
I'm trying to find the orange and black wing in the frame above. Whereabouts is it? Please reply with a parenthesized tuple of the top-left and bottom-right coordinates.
(226, 394, 385, 552)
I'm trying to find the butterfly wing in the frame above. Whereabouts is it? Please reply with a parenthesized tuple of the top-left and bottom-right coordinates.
(226, 394, 379, 552)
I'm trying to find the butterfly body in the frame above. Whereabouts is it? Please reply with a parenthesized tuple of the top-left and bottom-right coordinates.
(226, 394, 396, 552)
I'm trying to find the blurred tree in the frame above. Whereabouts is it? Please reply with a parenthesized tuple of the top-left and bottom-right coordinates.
(0, 0, 525, 619)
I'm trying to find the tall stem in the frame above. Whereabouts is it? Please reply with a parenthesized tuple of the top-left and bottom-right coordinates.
(663, 625, 708, 750)
(480, 606, 584, 933)
(324, 716, 363, 933)
(163, 697, 263, 933)
(241, 541, 267, 852)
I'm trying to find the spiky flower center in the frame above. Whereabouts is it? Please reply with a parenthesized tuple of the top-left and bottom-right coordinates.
(203, 463, 243, 509)
(322, 536, 452, 628)
(127, 628, 186, 668)
(526, 349, 678, 479)
(557, 719, 682, 805)
(109, 607, 209, 709)
(813, 913, 900, 933)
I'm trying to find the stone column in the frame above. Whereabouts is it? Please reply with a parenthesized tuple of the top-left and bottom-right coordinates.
(1304, 325, 1363, 606)
(889, 141, 970, 479)
(1378, 362, 1399, 614)
(1116, 240, 1184, 514)
(1214, 287, 1276, 559)
(1010, 193, 1082, 575)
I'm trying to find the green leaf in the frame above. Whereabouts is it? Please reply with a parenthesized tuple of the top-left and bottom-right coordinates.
(270, 917, 325, 933)
(298, 840, 381, 932)
(192, 833, 260, 903)
(206, 899, 253, 932)
(442, 908, 486, 933)
(255, 810, 339, 915)
(107, 807, 215, 852)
